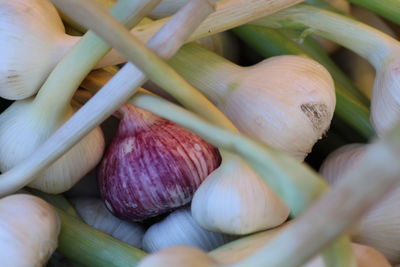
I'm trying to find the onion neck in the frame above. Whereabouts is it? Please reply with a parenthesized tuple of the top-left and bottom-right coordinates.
(252, 4, 400, 69)
(169, 43, 241, 105)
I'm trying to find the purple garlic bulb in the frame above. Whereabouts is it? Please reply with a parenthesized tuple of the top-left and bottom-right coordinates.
(98, 104, 221, 221)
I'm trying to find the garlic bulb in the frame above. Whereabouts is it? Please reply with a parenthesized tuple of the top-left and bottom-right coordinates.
(191, 155, 289, 235)
(98, 104, 221, 221)
(0, 0, 79, 99)
(253, 4, 400, 136)
(320, 144, 400, 264)
(137, 246, 219, 267)
(0, 194, 60, 266)
(71, 197, 145, 248)
(142, 207, 235, 252)
(170, 45, 336, 160)
(0, 99, 105, 193)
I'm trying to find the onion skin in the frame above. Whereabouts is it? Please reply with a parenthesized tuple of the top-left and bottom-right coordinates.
(98, 104, 221, 221)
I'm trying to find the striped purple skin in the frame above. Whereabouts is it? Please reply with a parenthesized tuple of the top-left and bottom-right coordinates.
(98, 104, 221, 221)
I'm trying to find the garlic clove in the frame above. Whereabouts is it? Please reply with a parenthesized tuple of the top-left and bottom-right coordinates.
(98, 104, 221, 221)
(0, 194, 60, 266)
(0, 0, 79, 99)
(191, 155, 290, 235)
(137, 246, 219, 267)
(142, 207, 235, 253)
(320, 144, 400, 264)
(0, 99, 105, 194)
(71, 197, 145, 248)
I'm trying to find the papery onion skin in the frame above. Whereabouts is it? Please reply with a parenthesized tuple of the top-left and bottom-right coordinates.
(98, 104, 221, 221)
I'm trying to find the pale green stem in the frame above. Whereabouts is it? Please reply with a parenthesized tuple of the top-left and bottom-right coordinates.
(251, 4, 400, 69)
(31, 0, 161, 118)
(128, 92, 355, 267)
(169, 43, 241, 104)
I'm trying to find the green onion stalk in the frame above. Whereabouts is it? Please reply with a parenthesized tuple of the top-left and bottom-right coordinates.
(232, 26, 374, 140)
(51, 0, 358, 265)
(347, 0, 400, 26)
(252, 4, 400, 137)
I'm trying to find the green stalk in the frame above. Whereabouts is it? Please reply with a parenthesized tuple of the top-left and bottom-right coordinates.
(232, 26, 374, 139)
(56, 208, 146, 267)
(347, 0, 400, 25)
(32, 0, 161, 119)
(251, 4, 398, 69)
(129, 91, 355, 267)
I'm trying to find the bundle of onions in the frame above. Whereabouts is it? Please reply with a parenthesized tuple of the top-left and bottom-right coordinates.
(252, 4, 400, 136)
(320, 144, 400, 264)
